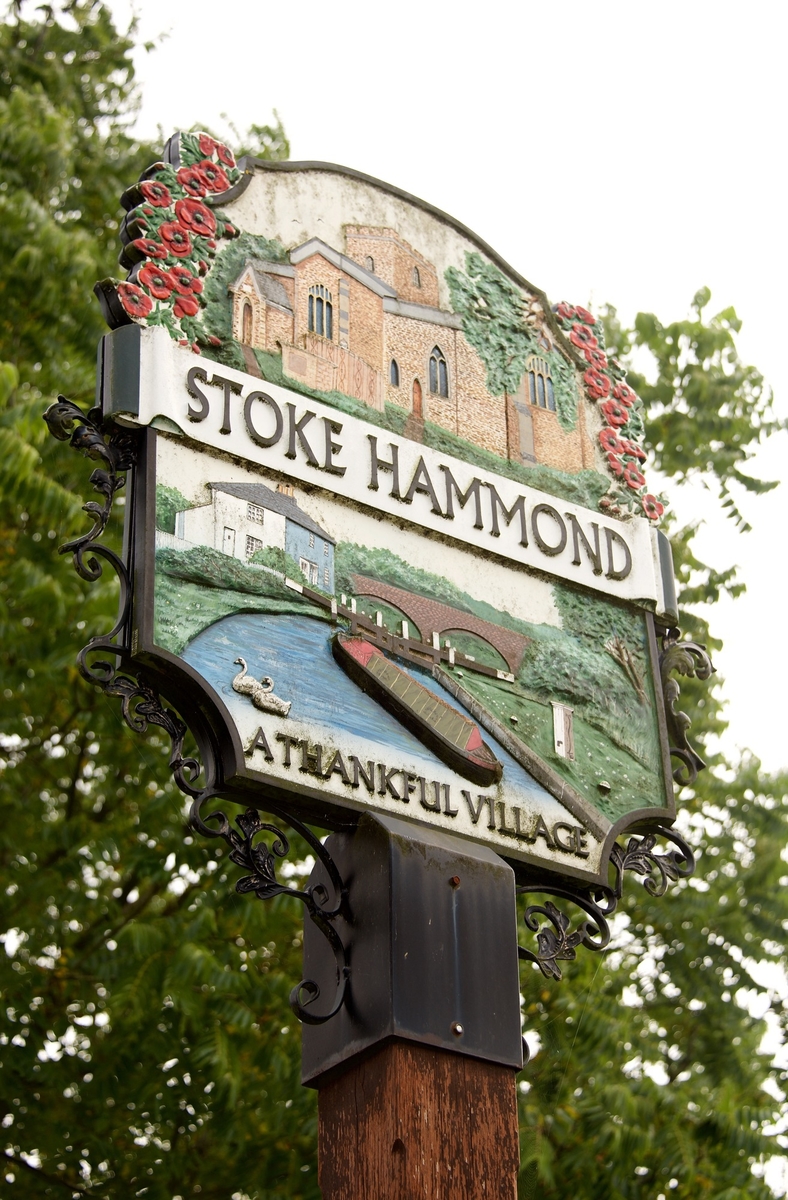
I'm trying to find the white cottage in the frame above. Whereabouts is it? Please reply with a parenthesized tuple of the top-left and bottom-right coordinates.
(175, 482, 335, 592)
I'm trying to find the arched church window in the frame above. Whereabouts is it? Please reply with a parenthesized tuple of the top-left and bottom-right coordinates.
(390, 359, 400, 387)
(412, 266, 421, 288)
(365, 255, 375, 272)
(526, 354, 555, 412)
(242, 301, 253, 345)
(308, 284, 333, 340)
(429, 346, 448, 397)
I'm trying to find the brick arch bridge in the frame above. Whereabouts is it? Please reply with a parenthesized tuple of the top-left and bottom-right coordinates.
(351, 575, 529, 675)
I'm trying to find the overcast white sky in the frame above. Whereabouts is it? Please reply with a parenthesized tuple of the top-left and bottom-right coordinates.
(111, 0, 788, 774)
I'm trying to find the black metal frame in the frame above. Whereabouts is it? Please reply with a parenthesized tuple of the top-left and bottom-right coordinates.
(44, 397, 713, 1019)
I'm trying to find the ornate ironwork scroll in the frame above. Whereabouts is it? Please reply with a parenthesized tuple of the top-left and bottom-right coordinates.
(517, 824, 695, 981)
(659, 627, 715, 785)
(191, 799, 350, 1024)
(43, 399, 351, 1025)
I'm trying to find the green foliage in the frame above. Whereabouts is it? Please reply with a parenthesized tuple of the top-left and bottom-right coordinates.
(248, 544, 308, 584)
(2, 4, 788, 1196)
(600, 291, 785, 530)
(446, 251, 579, 429)
(155, 486, 191, 535)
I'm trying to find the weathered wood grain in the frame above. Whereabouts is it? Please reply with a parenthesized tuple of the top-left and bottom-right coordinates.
(318, 1039, 519, 1199)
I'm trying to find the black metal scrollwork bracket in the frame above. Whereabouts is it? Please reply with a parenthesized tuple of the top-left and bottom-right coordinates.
(517, 825, 695, 981)
(43, 398, 351, 1025)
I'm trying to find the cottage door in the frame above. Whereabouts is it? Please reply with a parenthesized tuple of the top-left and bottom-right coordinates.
(223, 526, 236, 556)
(412, 378, 423, 418)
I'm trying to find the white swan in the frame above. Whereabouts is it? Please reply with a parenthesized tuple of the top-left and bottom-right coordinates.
(231, 658, 291, 717)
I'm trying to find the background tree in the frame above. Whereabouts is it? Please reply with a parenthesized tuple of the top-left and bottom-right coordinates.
(2, 4, 788, 1198)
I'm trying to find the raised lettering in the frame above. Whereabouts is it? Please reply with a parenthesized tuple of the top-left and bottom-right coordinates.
(531, 503, 567, 557)
(403, 457, 443, 515)
(350, 756, 375, 794)
(573, 827, 590, 859)
(442, 784, 458, 817)
(368, 436, 400, 498)
(552, 822, 578, 854)
(421, 780, 441, 812)
(186, 366, 210, 422)
(323, 749, 351, 785)
(566, 513, 603, 575)
(276, 731, 300, 768)
(299, 740, 323, 775)
(244, 390, 283, 448)
(485, 484, 529, 545)
(440, 467, 484, 528)
(245, 726, 274, 761)
(462, 791, 495, 829)
(497, 801, 517, 835)
(285, 404, 319, 465)
(604, 527, 633, 581)
(323, 417, 346, 476)
(378, 764, 403, 800)
(532, 814, 555, 848)
(210, 373, 241, 435)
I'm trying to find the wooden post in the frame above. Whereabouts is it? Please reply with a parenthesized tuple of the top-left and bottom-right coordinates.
(301, 814, 524, 1197)
(317, 1040, 519, 1199)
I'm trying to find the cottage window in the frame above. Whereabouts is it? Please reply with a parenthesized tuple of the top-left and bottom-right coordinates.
(323, 566, 330, 588)
(309, 532, 315, 548)
(242, 301, 253, 344)
(526, 354, 555, 412)
(323, 541, 329, 556)
(429, 346, 449, 397)
(308, 284, 333, 339)
(245, 535, 263, 559)
(247, 503, 264, 524)
(389, 359, 400, 387)
(412, 266, 421, 288)
(300, 558, 318, 586)
(365, 255, 374, 272)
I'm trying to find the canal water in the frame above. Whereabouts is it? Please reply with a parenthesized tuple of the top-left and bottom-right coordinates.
(182, 612, 551, 797)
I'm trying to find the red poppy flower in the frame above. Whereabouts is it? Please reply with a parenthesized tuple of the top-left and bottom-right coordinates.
(139, 263, 175, 299)
(599, 427, 623, 454)
(117, 282, 153, 319)
(641, 494, 664, 520)
(555, 302, 577, 321)
(600, 397, 628, 426)
(215, 142, 236, 168)
(169, 265, 203, 295)
(176, 166, 208, 198)
(606, 453, 625, 477)
(173, 294, 200, 319)
(575, 305, 596, 326)
(584, 346, 608, 369)
(196, 158, 230, 192)
(613, 382, 637, 407)
(131, 237, 166, 260)
(585, 369, 612, 400)
(139, 180, 172, 208)
(160, 222, 193, 257)
(624, 462, 647, 490)
(618, 437, 647, 461)
(198, 132, 217, 157)
(570, 325, 598, 351)
(175, 198, 217, 237)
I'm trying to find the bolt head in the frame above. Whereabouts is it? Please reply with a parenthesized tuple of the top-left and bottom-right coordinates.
(451, 1022, 464, 1036)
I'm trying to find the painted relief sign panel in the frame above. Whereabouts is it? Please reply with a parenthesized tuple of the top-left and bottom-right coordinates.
(96, 132, 679, 884)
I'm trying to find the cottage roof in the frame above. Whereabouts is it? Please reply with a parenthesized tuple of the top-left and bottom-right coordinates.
(210, 482, 335, 543)
(231, 261, 294, 312)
